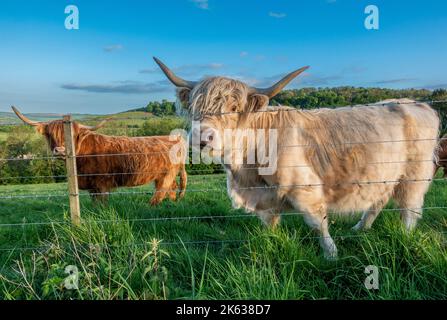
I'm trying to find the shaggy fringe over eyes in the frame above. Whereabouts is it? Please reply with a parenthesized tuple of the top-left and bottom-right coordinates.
(43, 121, 90, 154)
(44, 121, 66, 147)
(188, 77, 250, 118)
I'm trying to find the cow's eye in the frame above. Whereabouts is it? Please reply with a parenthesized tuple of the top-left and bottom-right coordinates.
(231, 106, 237, 112)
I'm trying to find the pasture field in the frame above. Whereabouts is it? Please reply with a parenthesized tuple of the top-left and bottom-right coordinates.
(0, 174, 446, 300)
(0, 111, 100, 126)
(0, 132, 7, 142)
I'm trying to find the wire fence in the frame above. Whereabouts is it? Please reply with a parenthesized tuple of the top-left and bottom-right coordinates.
(0, 157, 443, 183)
(2, 176, 447, 201)
(1, 206, 447, 229)
(1, 99, 447, 254)
(2, 230, 447, 254)
(0, 134, 446, 163)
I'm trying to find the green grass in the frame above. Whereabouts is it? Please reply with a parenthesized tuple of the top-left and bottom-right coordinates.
(0, 131, 7, 142)
(0, 174, 446, 300)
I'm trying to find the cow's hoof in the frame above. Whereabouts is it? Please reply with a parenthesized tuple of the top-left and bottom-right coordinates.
(324, 251, 338, 261)
(352, 222, 363, 232)
(322, 242, 338, 261)
(150, 199, 161, 206)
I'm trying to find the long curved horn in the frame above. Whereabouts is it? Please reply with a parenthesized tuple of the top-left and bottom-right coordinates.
(11, 106, 41, 126)
(153, 57, 197, 89)
(80, 118, 110, 131)
(252, 66, 310, 98)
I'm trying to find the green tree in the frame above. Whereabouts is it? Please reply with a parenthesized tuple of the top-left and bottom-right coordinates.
(432, 89, 447, 134)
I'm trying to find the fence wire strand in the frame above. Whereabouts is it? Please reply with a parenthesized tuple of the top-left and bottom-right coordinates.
(1, 230, 446, 253)
(0, 157, 442, 182)
(1, 176, 447, 200)
(1, 136, 446, 162)
(0, 206, 446, 229)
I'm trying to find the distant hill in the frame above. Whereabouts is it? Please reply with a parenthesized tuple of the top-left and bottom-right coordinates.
(2, 87, 446, 125)
(0, 110, 159, 144)
(0, 110, 155, 125)
(0, 111, 100, 125)
(0, 112, 19, 124)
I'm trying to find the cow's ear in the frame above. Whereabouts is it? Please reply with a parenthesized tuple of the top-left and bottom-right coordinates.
(247, 94, 269, 112)
(176, 88, 191, 109)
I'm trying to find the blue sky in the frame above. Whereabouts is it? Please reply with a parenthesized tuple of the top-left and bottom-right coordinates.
(0, 0, 446, 114)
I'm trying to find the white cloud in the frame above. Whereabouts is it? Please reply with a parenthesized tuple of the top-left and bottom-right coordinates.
(191, 0, 209, 10)
(207, 63, 224, 69)
(103, 44, 123, 52)
(269, 12, 287, 19)
(61, 80, 171, 94)
(374, 78, 418, 85)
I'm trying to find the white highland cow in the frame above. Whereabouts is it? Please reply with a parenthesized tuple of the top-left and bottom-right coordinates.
(154, 57, 439, 259)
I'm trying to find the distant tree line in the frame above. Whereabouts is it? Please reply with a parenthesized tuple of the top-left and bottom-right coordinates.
(1, 87, 446, 185)
(131, 99, 177, 116)
(272, 87, 447, 132)
(272, 87, 433, 108)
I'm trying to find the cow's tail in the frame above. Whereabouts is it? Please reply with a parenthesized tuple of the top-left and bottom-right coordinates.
(178, 164, 187, 199)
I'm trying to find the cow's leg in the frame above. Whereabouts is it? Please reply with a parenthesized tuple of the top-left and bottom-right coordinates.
(395, 184, 427, 231)
(286, 192, 337, 259)
(303, 208, 337, 260)
(257, 210, 281, 229)
(270, 213, 281, 229)
(150, 177, 174, 206)
(90, 189, 109, 204)
(394, 175, 431, 231)
(169, 180, 178, 201)
(400, 198, 424, 231)
(352, 199, 386, 231)
(255, 192, 282, 229)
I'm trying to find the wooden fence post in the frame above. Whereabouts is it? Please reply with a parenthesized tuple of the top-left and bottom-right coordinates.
(63, 115, 81, 226)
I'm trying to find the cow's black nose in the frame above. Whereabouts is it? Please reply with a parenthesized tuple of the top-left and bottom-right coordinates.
(200, 142, 207, 148)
